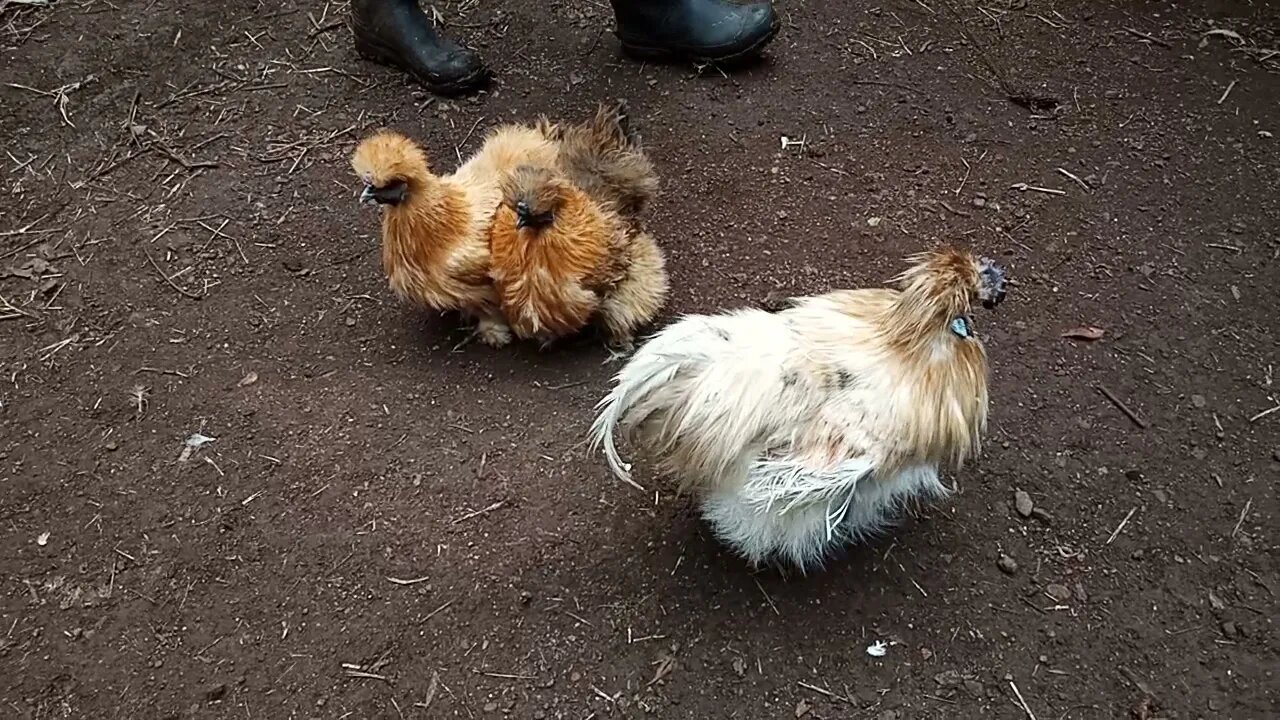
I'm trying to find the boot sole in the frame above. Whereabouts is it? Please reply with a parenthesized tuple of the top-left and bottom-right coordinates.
(355, 40, 490, 96)
(618, 18, 781, 64)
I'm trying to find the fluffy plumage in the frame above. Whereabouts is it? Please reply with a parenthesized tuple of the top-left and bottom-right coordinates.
(590, 248, 1008, 569)
(351, 125, 558, 346)
(488, 102, 668, 348)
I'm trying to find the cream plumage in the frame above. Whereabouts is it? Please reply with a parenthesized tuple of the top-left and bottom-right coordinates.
(590, 248, 1008, 569)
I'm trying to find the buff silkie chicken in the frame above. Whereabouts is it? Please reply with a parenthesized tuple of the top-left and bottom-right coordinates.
(487, 102, 667, 351)
(351, 124, 558, 347)
(590, 248, 1008, 570)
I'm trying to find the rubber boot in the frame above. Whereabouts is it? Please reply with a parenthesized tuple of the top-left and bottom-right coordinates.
(610, 0, 780, 62)
(351, 0, 489, 95)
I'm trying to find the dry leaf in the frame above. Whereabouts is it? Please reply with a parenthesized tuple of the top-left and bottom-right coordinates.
(1062, 326, 1105, 341)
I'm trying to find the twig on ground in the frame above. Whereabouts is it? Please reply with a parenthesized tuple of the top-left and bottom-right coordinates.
(1011, 182, 1067, 196)
(754, 578, 780, 615)
(1009, 680, 1038, 720)
(1106, 507, 1139, 545)
(387, 575, 431, 586)
(1122, 27, 1172, 48)
(452, 501, 504, 524)
(1231, 498, 1252, 538)
(143, 249, 201, 300)
(1217, 80, 1237, 105)
(1247, 404, 1278, 423)
(1056, 168, 1091, 191)
(1096, 385, 1148, 428)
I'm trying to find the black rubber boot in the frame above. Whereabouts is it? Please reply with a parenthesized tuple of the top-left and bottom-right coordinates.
(610, 0, 780, 63)
(351, 0, 489, 95)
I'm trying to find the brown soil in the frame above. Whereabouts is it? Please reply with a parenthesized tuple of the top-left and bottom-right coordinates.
(2, 1, 1277, 719)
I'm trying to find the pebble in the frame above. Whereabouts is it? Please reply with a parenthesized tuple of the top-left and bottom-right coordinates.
(1272, 449, 1280, 462)
(1191, 394, 1207, 408)
(1014, 490, 1034, 518)
(997, 554, 1019, 575)
(972, 196, 986, 208)
(1046, 584, 1072, 603)
(1220, 621, 1241, 639)
(104, 441, 119, 452)
(1030, 508, 1053, 524)
(203, 683, 228, 702)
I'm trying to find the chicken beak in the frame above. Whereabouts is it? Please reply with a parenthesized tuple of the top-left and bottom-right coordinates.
(359, 185, 376, 204)
(515, 201, 531, 229)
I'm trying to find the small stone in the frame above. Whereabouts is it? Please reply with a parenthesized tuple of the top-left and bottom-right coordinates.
(483, 702, 498, 713)
(203, 683, 228, 702)
(345, 317, 356, 327)
(1046, 584, 1072, 603)
(1014, 490, 1034, 518)
(1125, 469, 1143, 482)
(1220, 621, 1240, 639)
(972, 196, 986, 208)
(997, 554, 1018, 575)
(963, 132, 978, 143)
(920, 647, 934, 661)
(1030, 507, 1053, 524)
(104, 441, 119, 452)
(519, 591, 533, 605)
(962, 679, 984, 697)
(1271, 449, 1280, 462)
(1191, 394, 1207, 408)
(1152, 489, 1168, 503)
(795, 699, 811, 717)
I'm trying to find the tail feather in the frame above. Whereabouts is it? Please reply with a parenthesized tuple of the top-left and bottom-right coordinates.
(589, 350, 687, 489)
(590, 312, 795, 493)
(557, 100, 658, 216)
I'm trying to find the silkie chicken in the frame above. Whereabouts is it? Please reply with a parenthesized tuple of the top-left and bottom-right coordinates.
(351, 123, 559, 347)
(487, 102, 668, 351)
(590, 248, 1008, 570)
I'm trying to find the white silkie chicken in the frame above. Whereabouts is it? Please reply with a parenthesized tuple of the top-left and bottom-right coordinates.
(589, 248, 1008, 569)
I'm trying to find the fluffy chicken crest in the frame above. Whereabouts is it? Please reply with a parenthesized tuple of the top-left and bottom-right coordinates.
(351, 130, 431, 201)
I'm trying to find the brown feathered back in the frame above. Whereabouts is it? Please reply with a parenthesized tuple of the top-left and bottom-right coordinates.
(549, 101, 659, 217)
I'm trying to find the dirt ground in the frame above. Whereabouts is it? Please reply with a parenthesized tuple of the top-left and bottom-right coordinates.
(2, 0, 1278, 718)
